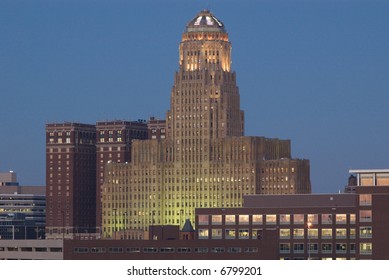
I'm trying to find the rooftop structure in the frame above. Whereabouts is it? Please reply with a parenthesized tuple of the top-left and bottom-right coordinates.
(0, 171, 18, 187)
(349, 169, 389, 187)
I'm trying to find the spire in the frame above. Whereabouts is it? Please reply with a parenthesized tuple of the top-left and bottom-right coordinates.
(181, 219, 195, 232)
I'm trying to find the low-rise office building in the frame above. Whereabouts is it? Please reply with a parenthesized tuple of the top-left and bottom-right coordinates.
(0, 240, 63, 260)
(195, 169, 387, 259)
(63, 169, 389, 260)
(0, 176, 46, 240)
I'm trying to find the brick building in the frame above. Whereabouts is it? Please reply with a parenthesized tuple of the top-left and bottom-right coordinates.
(46, 123, 97, 239)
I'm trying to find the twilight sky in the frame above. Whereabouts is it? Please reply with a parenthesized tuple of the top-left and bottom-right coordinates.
(1, 0, 388, 193)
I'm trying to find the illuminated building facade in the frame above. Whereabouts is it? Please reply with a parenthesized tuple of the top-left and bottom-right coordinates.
(101, 10, 311, 239)
(95, 120, 148, 228)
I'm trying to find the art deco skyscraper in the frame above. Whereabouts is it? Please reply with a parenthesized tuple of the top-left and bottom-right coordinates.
(102, 10, 311, 239)
(95, 120, 148, 229)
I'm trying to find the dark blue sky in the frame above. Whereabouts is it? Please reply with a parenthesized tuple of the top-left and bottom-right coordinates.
(1, 0, 388, 193)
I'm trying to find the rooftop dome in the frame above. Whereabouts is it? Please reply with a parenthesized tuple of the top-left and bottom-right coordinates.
(186, 10, 226, 33)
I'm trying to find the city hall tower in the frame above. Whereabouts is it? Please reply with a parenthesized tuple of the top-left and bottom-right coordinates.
(101, 10, 311, 239)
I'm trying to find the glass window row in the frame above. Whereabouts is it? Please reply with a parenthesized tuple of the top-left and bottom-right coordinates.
(279, 243, 357, 254)
(73, 246, 259, 254)
(198, 213, 357, 226)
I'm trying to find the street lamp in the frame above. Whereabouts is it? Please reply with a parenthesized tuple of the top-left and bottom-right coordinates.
(307, 222, 312, 260)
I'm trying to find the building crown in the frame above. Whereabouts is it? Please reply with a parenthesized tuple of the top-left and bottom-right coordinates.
(186, 10, 226, 33)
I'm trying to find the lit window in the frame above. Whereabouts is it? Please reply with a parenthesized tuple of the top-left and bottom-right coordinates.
(225, 229, 236, 239)
(212, 215, 222, 225)
(360, 243, 372, 255)
(377, 174, 389, 186)
(359, 194, 372, 206)
(280, 229, 290, 239)
(360, 174, 373, 186)
(238, 229, 249, 239)
(198, 229, 208, 239)
(308, 228, 318, 239)
(360, 226, 372, 238)
(225, 215, 235, 225)
(293, 228, 304, 239)
(266, 214, 277, 225)
(252, 229, 263, 240)
(359, 210, 372, 222)
(336, 214, 347, 224)
(307, 214, 318, 224)
(350, 228, 356, 239)
(211, 229, 222, 239)
(198, 215, 208, 225)
(293, 214, 304, 224)
(321, 228, 332, 239)
(280, 214, 290, 224)
(350, 214, 356, 224)
(239, 215, 249, 225)
(321, 214, 332, 224)
(252, 215, 263, 225)
(336, 228, 347, 239)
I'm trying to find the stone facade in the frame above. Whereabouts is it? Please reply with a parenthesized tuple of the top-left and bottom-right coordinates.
(95, 120, 148, 228)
